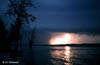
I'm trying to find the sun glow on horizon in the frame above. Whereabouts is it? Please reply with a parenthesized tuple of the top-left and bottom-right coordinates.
(50, 33, 71, 45)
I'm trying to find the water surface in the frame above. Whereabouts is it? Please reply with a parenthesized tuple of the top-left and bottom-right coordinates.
(31, 46, 100, 65)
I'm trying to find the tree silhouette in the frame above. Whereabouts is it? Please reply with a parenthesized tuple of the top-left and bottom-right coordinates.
(7, 0, 36, 23)
(6, 0, 36, 50)
(0, 17, 9, 51)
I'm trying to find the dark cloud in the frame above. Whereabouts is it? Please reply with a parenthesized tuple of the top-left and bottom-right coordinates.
(0, 0, 100, 32)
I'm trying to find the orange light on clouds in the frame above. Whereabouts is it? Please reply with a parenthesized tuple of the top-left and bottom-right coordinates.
(50, 33, 71, 45)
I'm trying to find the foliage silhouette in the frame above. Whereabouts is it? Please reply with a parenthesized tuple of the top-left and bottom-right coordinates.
(6, 0, 36, 51)
(0, 17, 10, 51)
(0, 0, 36, 64)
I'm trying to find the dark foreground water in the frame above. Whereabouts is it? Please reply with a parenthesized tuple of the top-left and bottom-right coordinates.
(32, 46, 100, 65)
(0, 46, 100, 65)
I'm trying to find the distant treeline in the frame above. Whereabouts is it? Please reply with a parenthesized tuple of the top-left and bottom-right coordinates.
(32, 43, 100, 47)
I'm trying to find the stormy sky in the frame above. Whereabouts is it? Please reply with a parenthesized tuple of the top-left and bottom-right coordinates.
(0, 0, 100, 32)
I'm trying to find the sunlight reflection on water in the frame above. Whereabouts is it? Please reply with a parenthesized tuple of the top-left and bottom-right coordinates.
(49, 46, 72, 65)
(32, 46, 100, 65)
(64, 47, 71, 62)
